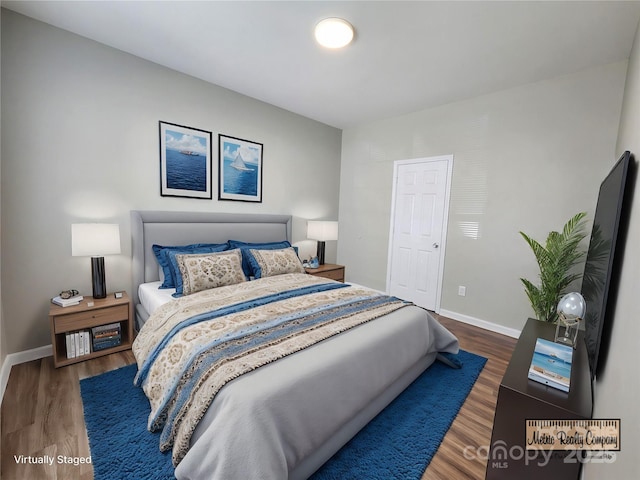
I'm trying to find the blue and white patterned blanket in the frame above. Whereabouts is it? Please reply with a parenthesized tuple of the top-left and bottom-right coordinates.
(132, 273, 411, 466)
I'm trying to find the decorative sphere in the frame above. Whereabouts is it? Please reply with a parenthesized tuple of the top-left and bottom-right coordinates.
(557, 292, 586, 320)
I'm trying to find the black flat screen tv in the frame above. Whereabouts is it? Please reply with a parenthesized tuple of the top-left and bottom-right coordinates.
(581, 151, 633, 380)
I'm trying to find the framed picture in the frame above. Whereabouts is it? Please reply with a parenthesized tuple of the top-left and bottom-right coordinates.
(218, 134, 263, 203)
(159, 121, 212, 199)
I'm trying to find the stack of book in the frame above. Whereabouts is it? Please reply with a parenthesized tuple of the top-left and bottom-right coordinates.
(52, 294, 84, 307)
(65, 331, 91, 359)
(92, 323, 122, 351)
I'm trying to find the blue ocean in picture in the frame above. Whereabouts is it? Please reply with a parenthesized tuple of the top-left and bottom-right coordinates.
(223, 157, 258, 196)
(531, 351, 572, 379)
(166, 149, 207, 191)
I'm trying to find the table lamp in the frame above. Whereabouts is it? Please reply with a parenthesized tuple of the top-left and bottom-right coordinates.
(307, 221, 338, 265)
(72, 223, 121, 299)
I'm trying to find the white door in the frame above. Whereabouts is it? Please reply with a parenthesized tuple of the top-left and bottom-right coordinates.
(387, 156, 453, 311)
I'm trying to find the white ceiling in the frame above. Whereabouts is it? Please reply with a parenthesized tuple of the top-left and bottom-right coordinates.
(5, 1, 640, 129)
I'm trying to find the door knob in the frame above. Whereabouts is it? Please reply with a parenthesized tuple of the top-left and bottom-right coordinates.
(433, 243, 439, 248)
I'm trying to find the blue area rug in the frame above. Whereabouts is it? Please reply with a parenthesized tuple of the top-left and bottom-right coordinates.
(81, 350, 486, 480)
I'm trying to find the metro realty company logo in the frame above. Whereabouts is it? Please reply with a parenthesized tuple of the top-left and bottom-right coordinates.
(464, 419, 621, 469)
(525, 419, 620, 451)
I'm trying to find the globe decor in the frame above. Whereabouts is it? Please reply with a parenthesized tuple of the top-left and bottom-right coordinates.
(555, 292, 586, 348)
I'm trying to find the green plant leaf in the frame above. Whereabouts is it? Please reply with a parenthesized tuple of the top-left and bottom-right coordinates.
(519, 212, 588, 322)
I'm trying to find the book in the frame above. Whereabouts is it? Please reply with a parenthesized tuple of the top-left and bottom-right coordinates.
(84, 331, 91, 355)
(93, 329, 120, 339)
(93, 336, 122, 351)
(93, 333, 120, 341)
(92, 323, 121, 336)
(74, 332, 80, 358)
(528, 337, 573, 392)
(52, 295, 84, 307)
(66, 333, 75, 359)
(93, 333, 121, 343)
(78, 331, 85, 356)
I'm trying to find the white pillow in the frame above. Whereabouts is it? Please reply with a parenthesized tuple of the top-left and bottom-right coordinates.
(174, 249, 246, 296)
(247, 247, 305, 279)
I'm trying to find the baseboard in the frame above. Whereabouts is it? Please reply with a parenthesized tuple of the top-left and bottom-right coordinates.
(0, 358, 9, 404)
(0, 344, 53, 402)
(439, 309, 521, 339)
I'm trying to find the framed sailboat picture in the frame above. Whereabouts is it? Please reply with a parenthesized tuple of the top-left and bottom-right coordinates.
(159, 121, 212, 199)
(218, 134, 263, 202)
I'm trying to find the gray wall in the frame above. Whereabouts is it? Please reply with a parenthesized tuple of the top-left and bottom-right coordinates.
(0, 10, 342, 355)
(585, 17, 640, 479)
(0, 8, 4, 368)
(338, 62, 626, 333)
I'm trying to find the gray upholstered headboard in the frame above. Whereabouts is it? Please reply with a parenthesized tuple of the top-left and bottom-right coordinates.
(131, 210, 292, 307)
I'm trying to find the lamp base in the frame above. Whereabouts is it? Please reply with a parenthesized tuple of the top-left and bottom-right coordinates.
(316, 241, 326, 265)
(91, 256, 107, 299)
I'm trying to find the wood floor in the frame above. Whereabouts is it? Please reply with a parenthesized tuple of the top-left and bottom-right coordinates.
(1, 315, 516, 480)
(423, 316, 516, 480)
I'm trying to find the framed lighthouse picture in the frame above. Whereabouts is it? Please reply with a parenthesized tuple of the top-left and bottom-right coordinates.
(218, 134, 263, 203)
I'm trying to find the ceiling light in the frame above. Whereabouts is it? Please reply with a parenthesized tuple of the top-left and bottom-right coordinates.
(314, 18, 354, 49)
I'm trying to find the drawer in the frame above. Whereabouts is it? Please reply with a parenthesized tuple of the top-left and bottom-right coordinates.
(54, 304, 129, 333)
(314, 268, 344, 282)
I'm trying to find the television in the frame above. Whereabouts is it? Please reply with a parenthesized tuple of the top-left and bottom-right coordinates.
(581, 151, 633, 380)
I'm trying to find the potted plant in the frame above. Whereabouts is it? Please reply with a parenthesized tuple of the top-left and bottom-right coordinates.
(520, 212, 588, 323)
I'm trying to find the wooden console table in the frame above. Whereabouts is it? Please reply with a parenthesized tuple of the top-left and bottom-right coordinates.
(486, 318, 593, 479)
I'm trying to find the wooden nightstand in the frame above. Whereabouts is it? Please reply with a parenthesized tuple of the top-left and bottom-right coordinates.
(49, 292, 134, 368)
(305, 263, 345, 282)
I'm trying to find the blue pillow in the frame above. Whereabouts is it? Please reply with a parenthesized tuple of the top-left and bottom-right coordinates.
(152, 243, 228, 289)
(227, 240, 292, 278)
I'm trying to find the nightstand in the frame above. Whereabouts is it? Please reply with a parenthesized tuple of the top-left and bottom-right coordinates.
(305, 263, 345, 282)
(49, 292, 134, 368)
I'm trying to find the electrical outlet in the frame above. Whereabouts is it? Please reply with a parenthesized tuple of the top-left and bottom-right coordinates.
(458, 286, 466, 296)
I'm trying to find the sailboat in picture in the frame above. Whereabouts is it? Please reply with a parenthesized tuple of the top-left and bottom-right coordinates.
(230, 151, 253, 171)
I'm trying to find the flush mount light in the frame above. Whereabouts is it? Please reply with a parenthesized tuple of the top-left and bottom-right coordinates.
(314, 17, 354, 49)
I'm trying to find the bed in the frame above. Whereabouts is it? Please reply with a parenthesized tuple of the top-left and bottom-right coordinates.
(130, 210, 459, 480)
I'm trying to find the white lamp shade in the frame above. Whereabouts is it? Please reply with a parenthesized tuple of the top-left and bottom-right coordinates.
(307, 221, 339, 241)
(72, 224, 121, 257)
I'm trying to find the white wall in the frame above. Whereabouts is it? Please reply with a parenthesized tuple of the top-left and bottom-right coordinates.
(0, 7, 4, 365)
(584, 17, 640, 479)
(339, 62, 626, 332)
(0, 10, 342, 355)
(0, 5, 4, 451)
